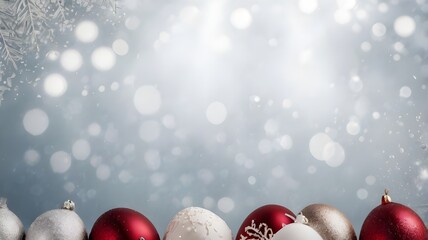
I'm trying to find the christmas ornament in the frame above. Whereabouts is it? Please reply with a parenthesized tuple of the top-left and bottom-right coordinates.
(89, 208, 160, 240)
(359, 190, 428, 240)
(163, 207, 232, 240)
(271, 213, 324, 240)
(301, 203, 356, 240)
(0, 198, 25, 240)
(236, 204, 295, 240)
(27, 200, 87, 240)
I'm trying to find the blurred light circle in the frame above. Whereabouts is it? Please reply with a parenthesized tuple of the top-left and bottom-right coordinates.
(230, 8, 252, 29)
(119, 170, 133, 183)
(112, 39, 129, 56)
(346, 121, 361, 135)
(72, 139, 91, 161)
(334, 9, 351, 24)
(336, 0, 356, 10)
(133, 85, 162, 115)
(248, 176, 256, 185)
(23, 108, 49, 136)
(372, 22, 387, 37)
(357, 188, 368, 199)
(349, 76, 363, 92)
(399, 86, 412, 98)
(299, 0, 318, 14)
(372, 112, 380, 119)
(91, 47, 116, 71)
(24, 149, 40, 166)
(209, 34, 231, 53)
(60, 49, 83, 71)
(365, 175, 376, 185)
(218, 197, 235, 213)
(264, 119, 279, 135)
(144, 150, 161, 170)
(258, 139, 272, 154)
(279, 135, 293, 150)
(96, 164, 111, 181)
(282, 99, 293, 108)
(162, 114, 176, 129)
(44, 73, 67, 97)
(75, 20, 99, 43)
(325, 142, 345, 167)
(88, 122, 101, 136)
(360, 41, 372, 52)
(309, 133, 333, 161)
(394, 16, 416, 38)
(50, 151, 72, 173)
(139, 121, 161, 142)
(180, 6, 200, 23)
(125, 16, 140, 30)
(206, 101, 227, 125)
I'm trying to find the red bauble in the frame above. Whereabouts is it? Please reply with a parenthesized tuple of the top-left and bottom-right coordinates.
(360, 190, 428, 240)
(90, 208, 160, 240)
(236, 204, 295, 240)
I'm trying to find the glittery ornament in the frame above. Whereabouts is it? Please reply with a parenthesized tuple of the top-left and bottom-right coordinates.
(163, 207, 232, 240)
(26, 200, 88, 240)
(301, 203, 356, 240)
(89, 208, 160, 240)
(271, 213, 324, 240)
(360, 190, 428, 240)
(0, 198, 25, 240)
(236, 204, 295, 240)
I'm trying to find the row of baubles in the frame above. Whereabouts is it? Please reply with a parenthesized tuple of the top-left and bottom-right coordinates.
(0, 191, 426, 240)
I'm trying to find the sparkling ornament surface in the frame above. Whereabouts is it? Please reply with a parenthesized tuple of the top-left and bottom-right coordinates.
(89, 208, 160, 240)
(301, 203, 356, 240)
(0, 198, 25, 240)
(359, 191, 428, 240)
(271, 213, 323, 240)
(163, 207, 232, 240)
(26, 201, 87, 240)
(236, 204, 295, 240)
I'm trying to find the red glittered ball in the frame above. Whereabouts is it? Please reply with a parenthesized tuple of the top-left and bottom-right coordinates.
(236, 204, 295, 240)
(90, 208, 160, 240)
(360, 191, 428, 240)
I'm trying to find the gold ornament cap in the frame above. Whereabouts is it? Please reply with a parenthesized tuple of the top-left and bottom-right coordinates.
(381, 189, 392, 205)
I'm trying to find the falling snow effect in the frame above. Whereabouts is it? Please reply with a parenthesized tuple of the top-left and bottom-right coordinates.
(0, 0, 427, 235)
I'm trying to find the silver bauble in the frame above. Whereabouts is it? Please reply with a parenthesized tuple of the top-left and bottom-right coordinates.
(0, 198, 25, 240)
(26, 200, 88, 240)
(301, 204, 357, 240)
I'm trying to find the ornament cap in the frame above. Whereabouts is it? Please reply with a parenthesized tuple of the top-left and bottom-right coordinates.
(0, 197, 7, 208)
(381, 189, 392, 205)
(62, 200, 75, 211)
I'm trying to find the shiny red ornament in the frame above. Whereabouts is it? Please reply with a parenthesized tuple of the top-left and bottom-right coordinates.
(236, 204, 295, 240)
(90, 208, 160, 240)
(360, 190, 428, 240)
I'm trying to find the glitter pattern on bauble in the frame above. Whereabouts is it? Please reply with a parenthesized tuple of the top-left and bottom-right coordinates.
(26, 200, 88, 240)
(301, 204, 356, 240)
(236, 204, 295, 240)
(163, 207, 232, 240)
(0, 198, 25, 240)
(271, 213, 324, 240)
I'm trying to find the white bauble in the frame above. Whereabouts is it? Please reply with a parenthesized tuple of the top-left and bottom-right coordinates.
(0, 198, 24, 240)
(26, 200, 87, 240)
(272, 223, 324, 240)
(164, 207, 232, 240)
